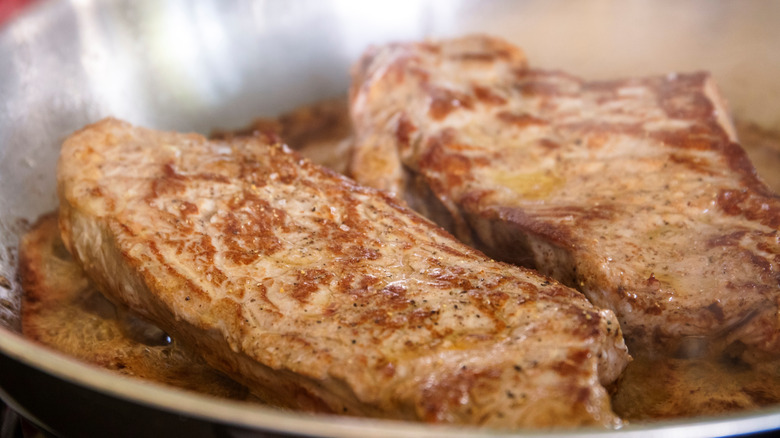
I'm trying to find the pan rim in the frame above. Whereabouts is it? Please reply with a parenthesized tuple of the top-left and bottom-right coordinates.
(2, 326, 779, 438)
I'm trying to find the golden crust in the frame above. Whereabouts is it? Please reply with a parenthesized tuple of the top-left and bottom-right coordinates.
(349, 35, 780, 362)
(56, 117, 629, 428)
(19, 212, 251, 399)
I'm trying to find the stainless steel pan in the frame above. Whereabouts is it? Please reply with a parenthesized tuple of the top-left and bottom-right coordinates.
(1, 1, 779, 436)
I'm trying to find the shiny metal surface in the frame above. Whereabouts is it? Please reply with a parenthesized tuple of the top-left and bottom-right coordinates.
(1, 0, 779, 436)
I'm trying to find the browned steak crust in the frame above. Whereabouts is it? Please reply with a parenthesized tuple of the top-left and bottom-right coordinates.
(349, 35, 780, 362)
(57, 118, 629, 428)
(19, 212, 251, 399)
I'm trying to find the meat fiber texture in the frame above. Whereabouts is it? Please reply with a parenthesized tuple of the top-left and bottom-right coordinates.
(349, 35, 780, 362)
(57, 118, 629, 428)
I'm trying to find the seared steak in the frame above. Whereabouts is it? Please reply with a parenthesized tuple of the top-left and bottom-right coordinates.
(349, 35, 780, 361)
(19, 213, 252, 400)
(57, 118, 629, 428)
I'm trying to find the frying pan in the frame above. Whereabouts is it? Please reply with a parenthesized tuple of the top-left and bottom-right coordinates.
(1, 1, 779, 436)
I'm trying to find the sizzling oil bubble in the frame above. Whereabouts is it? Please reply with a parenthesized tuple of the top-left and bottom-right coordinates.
(118, 311, 172, 347)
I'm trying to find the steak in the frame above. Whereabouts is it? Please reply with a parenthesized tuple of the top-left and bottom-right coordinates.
(349, 35, 780, 361)
(19, 212, 252, 400)
(57, 118, 629, 428)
